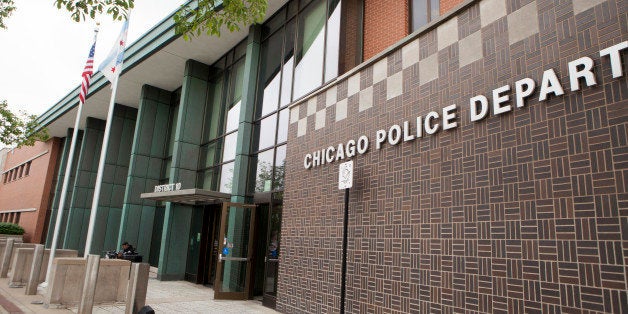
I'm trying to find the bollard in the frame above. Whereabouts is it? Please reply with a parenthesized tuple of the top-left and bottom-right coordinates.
(25, 244, 45, 295)
(0, 238, 15, 278)
(77, 255, 100, 314)
(125, 263, 150, 314)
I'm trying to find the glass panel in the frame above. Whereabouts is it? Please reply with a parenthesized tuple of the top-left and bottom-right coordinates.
(226, 61, 245, 133)
(166, 104, 180, 158)
(274, 145, 286, 191)
(203, 77, 225, 142)
(276, 108, 289, 144)
(293, 0, 326, 99)
(264, 203, 282, 295)
(219, 162, 235, 193)
(198, 167, 219, 190)
(222, 132, 238, 162)
(200, 140, 223, 168)
(430, 0, 439, 21)
(262, 7, 286, 38)
(280, 20, 296, 107)
(219, 205, 252, 293)
(255, 149, 275, 193)
(258, 114, 277, 151)
(259, 31, 284, 118)
(325, 0, 341, 82)
(412, 0, 428, 32)
(234, 39, 248, 61)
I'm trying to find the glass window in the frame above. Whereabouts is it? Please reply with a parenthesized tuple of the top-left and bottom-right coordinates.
(412, 0, 439, 32)
(226, 61, 245, 133)
(219, 162, 235, 193)
(259, 31, 284, 118)
(222, 132, 238, 163)
(255, 149, 275, 192)
(274, 145, 286, 191)
(325, 0, 341, 82)
(199, 167, 219, 190)
(199, 140, 223, 169)
(202, 77, 225, 142)
(280, 20, 296, 108)
(258, 114, 278, 151)
(293, 0, 326, 99)
(276, 108, 289, 144)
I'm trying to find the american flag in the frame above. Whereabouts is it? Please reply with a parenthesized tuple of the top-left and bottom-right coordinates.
(79, 39, 97, 105)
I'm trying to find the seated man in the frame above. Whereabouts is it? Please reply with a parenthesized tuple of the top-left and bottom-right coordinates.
(117, 241, 135, 258)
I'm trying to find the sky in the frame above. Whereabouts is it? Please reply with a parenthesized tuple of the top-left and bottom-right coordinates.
(0, 0, 186, 117)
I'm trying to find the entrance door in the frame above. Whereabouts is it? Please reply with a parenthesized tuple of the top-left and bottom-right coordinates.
(214, 202, 257, 300)
(262, 201, 282, 307)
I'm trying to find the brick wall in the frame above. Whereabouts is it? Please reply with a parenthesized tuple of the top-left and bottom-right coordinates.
(0, 139, 61, 243)
(363, 0, 409, 60)
(281, 0, 628, 312)
(441, 0, 465, 14)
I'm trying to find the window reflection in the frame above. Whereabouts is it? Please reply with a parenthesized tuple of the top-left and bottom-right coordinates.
(255, 149, 275, 192)
(276, 109, 289, 144)
(325, 0, 341, 82)
(258, 114, 278, 151)
(412, 0, 439, 32)
(222, 132, 238, 162)
(293, 0, 326, 99)
(219, 162, 234, 193)
(274, 145, 286, 191)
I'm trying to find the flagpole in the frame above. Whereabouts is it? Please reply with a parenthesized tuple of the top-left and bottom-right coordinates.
(83, 75, 119, 257)
(43, 26, 99, 287)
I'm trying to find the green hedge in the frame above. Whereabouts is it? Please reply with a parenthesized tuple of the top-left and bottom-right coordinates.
(0, 222, 25, 235)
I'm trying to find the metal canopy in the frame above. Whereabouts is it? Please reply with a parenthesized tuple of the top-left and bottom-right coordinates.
(140, 188, 231, 205)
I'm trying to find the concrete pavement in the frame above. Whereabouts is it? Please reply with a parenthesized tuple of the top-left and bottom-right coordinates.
(0, 268, 279, 314)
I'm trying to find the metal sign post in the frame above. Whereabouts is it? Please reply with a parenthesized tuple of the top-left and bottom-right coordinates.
(338, 160, 353, 314)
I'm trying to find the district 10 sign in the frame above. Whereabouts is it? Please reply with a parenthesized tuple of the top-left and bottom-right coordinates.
(338, 160, 353, 190)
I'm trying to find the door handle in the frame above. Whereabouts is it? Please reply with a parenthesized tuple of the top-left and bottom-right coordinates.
(219, 254, 248, 262)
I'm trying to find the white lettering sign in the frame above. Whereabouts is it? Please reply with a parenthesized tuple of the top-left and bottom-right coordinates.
(304, 41, 627, 169)
(154, 182, 182, 193)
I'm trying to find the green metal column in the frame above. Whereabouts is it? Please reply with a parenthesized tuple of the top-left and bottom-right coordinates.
(119, 85, 173, 265)
(63, 117, 105, 253)
(223, 25, 262, 290)
(157, 60, 210, 280)
(231, 25, 262, 204)
(45, 128, 83, 248)
(62, 105, 137, 255)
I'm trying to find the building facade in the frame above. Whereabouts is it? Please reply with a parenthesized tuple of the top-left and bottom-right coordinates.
(0, 139, 62, 243)
(25, 0, 627, 312)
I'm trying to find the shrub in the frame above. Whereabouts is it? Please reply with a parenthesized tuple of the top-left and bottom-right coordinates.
(0, 222, 25, 235)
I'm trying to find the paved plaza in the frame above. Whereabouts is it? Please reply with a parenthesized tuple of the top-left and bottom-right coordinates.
(0, 269, 278, 314)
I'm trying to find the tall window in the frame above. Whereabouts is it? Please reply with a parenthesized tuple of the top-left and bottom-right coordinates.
(197, 41, 248, 193)
(411, 0, 439, 32)
(252, 0, 355, 193)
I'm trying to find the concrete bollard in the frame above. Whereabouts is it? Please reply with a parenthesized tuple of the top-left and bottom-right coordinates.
(77, 255, 100, 314)
(0, 238, 15, 278)
(125, 263, 150, 314)
(25, 244, 45, 295)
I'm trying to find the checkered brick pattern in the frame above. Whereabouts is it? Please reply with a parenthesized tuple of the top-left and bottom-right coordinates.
(282, 0, 627, 313)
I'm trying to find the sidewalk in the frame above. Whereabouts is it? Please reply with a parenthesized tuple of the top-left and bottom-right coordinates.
(0, 269, 279, 314)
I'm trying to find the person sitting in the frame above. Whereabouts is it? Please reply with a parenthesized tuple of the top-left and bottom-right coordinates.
(117, 241, 135, 258)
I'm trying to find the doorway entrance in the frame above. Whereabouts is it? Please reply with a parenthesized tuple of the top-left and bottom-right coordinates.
(214, 202, 258, 300)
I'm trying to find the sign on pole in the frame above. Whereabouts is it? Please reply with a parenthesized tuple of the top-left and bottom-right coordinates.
(338, 160, 353, 190)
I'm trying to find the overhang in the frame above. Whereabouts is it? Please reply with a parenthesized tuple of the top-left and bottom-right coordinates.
(140, 189, 231, 205)
(38, 0, 288, 138)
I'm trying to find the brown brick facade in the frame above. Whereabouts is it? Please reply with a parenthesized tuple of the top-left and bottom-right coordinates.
(0, 139, 61, 243)
(363, 0, 409, 60)
(281, 0, 628, 312)
(441, 0, 465, 14)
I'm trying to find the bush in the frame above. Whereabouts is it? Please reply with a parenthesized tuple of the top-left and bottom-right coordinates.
(0, 222, 25, 235)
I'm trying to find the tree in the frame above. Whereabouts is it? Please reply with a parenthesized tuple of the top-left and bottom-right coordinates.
(1, 0, 268, 39)
(0, 100, 49, 147)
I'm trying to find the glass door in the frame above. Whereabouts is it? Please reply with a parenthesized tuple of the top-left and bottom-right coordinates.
(262, 201, 282, 307)
(214, 202, 257, 300)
